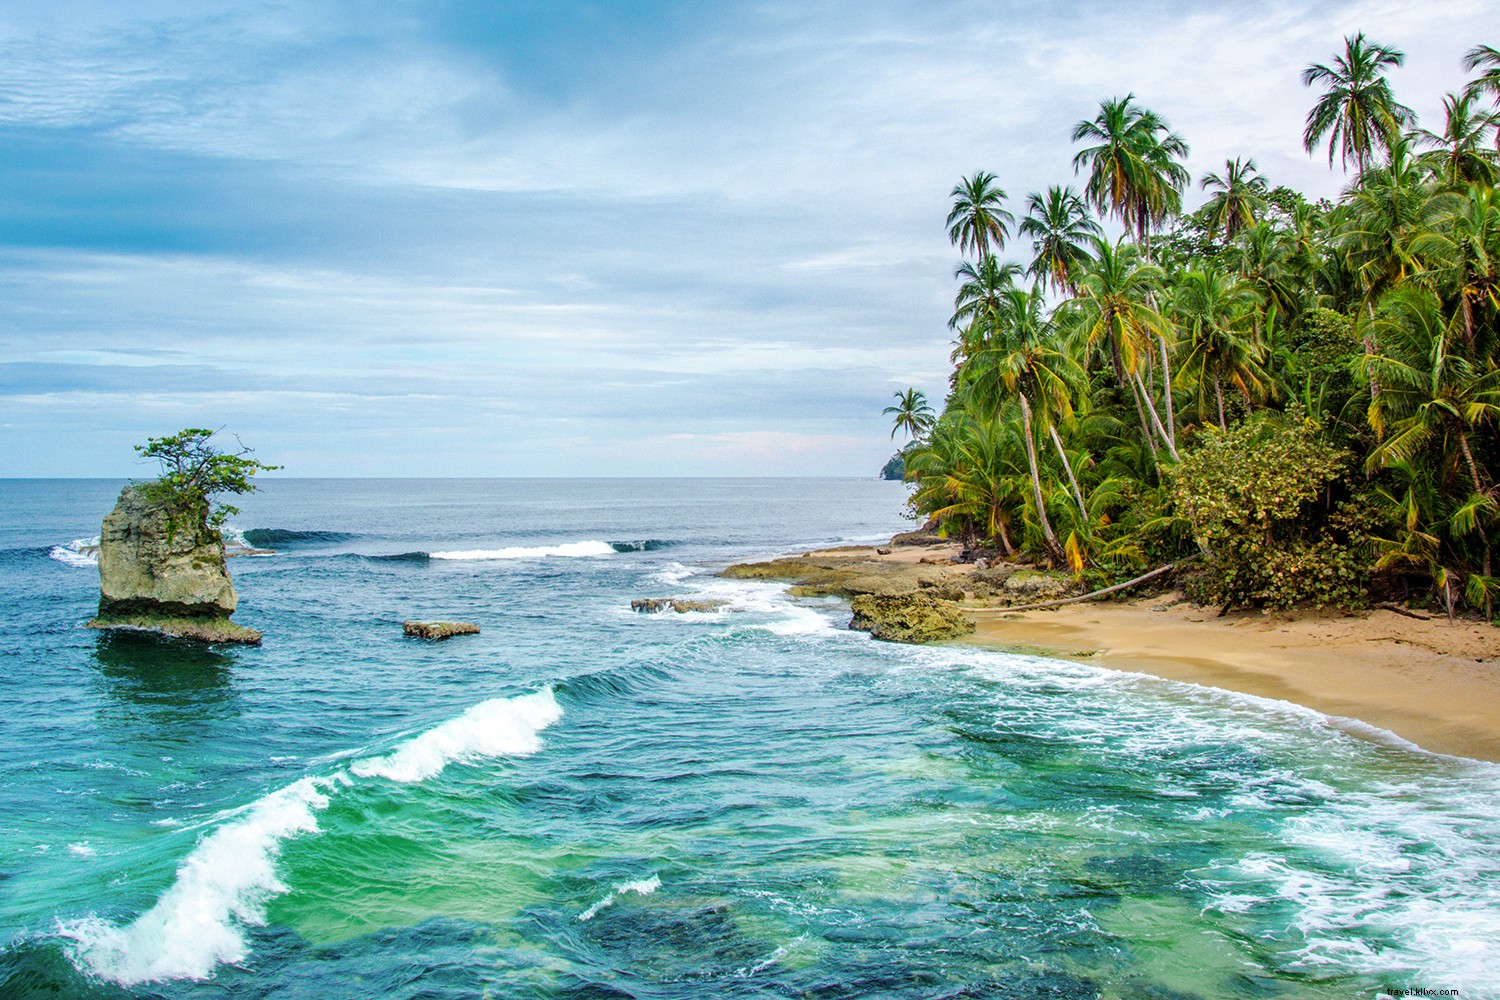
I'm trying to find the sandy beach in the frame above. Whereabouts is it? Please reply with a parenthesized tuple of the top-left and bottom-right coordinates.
(725, 541, 1500, 761)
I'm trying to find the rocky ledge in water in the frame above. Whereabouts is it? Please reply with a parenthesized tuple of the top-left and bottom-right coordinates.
(87, 486, 262, 645)
(403, 620, 481, 640)
(718, 535, 1084, 644)
(849, 593, 976, 643)
(631, 598, 730, 614)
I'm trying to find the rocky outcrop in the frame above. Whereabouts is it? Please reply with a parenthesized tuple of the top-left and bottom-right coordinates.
(404, 620, 480, 640)
(849, 593, 975, 644)
(631, 598, 729, 613)
(87, 486, 261, 644)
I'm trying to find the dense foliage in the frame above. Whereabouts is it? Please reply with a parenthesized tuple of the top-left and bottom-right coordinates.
(889, 36, 1500, 616)
(134, 428, 280, 540)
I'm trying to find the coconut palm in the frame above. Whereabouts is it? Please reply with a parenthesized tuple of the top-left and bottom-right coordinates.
(1463, 44, 1500, 106)
(1302, 32, 1415, 174)
(950, 256, 1024, 360)
(1364, 287, 1500, 495)
(1018, 186, 1102, 294)
(1200, 157, 1269, 240)
(1071, 95, 1191, 256)
(1172, 267, 1269, 429)
(906, 407, 1026, 553)
(884, 389, 936, 442)
(1408, 182, 1500, 352)
(1413, 91, 1499, 187)
(1068, 236, 1176, 460)
(947, 172, 1014, 263)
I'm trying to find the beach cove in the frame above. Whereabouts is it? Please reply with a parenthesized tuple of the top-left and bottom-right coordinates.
(725, 539, 1500, 761)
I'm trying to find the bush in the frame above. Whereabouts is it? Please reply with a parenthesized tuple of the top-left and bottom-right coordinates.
(1173, 411, 1366, 609)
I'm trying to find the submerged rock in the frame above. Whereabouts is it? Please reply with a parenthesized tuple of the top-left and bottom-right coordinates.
(87, 486, 261, 645)
(403, 620, 480, 640)
(848, 593, 975, 644)
(631, 598, 729, 614)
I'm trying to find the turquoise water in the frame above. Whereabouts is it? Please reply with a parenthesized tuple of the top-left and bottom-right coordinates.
(2, 478, 1498, 999)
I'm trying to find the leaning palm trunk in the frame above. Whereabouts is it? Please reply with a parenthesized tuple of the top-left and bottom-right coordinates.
(1215, 377, 1227, 431)
(1111, 339, 1157, 462)
(1019, 395, 1064, 561)
(1132, 371, 1180, 461)
(1156, 334, 1178, 453)
(1049, 425, 1088, 520)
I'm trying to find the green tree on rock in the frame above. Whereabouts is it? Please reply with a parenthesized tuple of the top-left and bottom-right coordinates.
(134, 428, 281, 541)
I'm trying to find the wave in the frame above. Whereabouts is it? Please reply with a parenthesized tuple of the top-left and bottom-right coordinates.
(429, 541, 616, 561)
(239, 528, 359, 548)
(351, 688, 562, 783)
(578, 873, 661, 922)
(610, 539, 676, 552)
(48, 537, 99, 568)
(59, 776, 333, 984)
(346, 551, 432, 564)
(58, 687, 562, 985)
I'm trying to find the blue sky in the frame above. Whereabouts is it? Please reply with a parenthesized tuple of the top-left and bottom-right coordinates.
(1, 0, 1494, 476)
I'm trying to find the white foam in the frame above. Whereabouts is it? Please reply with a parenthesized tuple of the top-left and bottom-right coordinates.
(67, 843, 97, 858)
(60, 688, 563, 985)
(60, 777, 331, 985)
(48, 536, 99, 568)
(579, 873, 660, 921)
(429, 541, 615, 561)
(351, 687, 562, 783)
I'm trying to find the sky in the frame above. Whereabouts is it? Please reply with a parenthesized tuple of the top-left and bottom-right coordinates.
(0, 0, 1495, 477)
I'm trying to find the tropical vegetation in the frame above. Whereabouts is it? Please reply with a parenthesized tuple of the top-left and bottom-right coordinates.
(886, 36, 1500, 617)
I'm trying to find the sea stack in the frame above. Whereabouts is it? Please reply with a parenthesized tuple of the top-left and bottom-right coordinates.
(87, 485, 262, 644)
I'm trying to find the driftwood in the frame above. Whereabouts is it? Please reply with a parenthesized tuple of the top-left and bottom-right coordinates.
(990, 562, 1183, 614)
(1376, 602, 1434, 621)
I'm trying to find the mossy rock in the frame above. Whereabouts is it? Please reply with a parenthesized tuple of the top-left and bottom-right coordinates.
(403, 620, 480, 640)
(632, 598, 729, 613)
(87, 614, 262, 645)
(1002, 570, 1071, 599)
(848, 593, 975, 644)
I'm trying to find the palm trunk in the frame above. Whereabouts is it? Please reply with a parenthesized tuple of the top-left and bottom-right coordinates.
(1364, 301, 1381, 400)
(1156, 333, 1178, 453)
(995, 512, 1015, 557)
(1215, 377, 1227, 430)
(1019, 395, 1064, 561)
(1111, 338, 1157, 461)
(1050, 425, 1088, 520)
(1133, 371, 1180, 461)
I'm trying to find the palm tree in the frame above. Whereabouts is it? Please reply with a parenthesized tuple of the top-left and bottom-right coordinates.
(1365, 287, 1500, 491)
(1068, 236, 1177, 461)
(1408, 182, 1500, 352)
(1071, 94, 1191, 256)
(884, 389, 936, 442)
(950, 256, 1024, 363)
(906, 407, 1026, 553)
(1018, 186, 1102, 294)
(1462, 44, 1500, 106)
(1413, 91, 1499, 187)
(947, 172, 1014, 263)
(1200, 157, 1269, 240)
(1172, 267, 1269, 429)
(1302, 32, 1415, 174)
(962, 286, 1087, 556)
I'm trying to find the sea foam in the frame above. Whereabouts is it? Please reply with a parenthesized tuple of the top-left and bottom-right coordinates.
(60, 777, 332, 985)
(351, 686, 563, 782)
(48, 536, 99, 568)
(60, 688, 562, 984)
(429, 541, 616, 561)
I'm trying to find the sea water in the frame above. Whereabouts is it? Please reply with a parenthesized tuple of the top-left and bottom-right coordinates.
(1, 478, 1497, 999)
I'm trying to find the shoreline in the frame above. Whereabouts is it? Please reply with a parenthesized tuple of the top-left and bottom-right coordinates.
(723, 541, 1500, 762)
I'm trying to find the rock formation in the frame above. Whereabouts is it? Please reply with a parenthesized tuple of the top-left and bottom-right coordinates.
(87, 486, 262, 644)
(848, 593, 975, 644)
(403, 620, 481, 640)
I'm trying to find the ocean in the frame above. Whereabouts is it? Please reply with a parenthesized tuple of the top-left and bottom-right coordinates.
(1, 477, 1497, 999)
